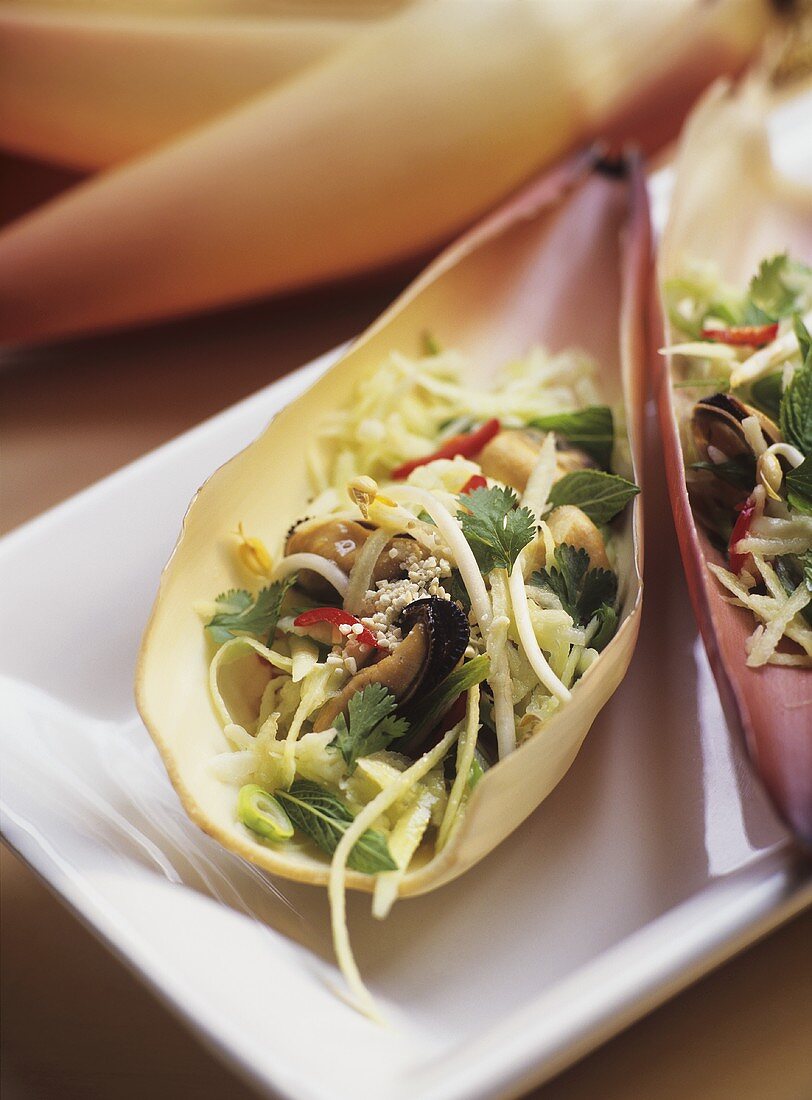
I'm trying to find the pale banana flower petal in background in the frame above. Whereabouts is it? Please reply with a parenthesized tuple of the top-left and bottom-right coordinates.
(0, 0, 778, 347)
(0, 6, 371, 169)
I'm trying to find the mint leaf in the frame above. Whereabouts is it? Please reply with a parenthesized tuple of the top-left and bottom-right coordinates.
(206, 575, 297, 647)
(532, 543, 617, 628)
(275, 780, 397, 874)
(458, 485, 536, 573)
(780, 319, 812, 455)
(332, 683, 408, 774)
(690, 455, 756, 491)
(548, 470, 639, 524)
(528, 406, 614, 469)
(786, 456, 812, 516)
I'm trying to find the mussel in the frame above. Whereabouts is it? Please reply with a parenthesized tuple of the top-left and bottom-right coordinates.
(285, 518, 417, 599)
(399, 598, 468, 694)
(688, 392, 780, 513)
(691, 394, 780, 459)
(313, 597, 469, 733)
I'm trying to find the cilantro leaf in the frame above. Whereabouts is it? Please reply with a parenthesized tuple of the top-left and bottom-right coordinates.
(447, 569, 471, 613)
(590, 604, 619, 652)
(458, 485, 536, 574)
(548, 470, 639, 524)
(748, 254, 802, 320)
(528, 406, 614, 469)
(780, 317, 812, 456)
(205, 575, 297, 647)
(332, 683, 408, 774)
(532, 543, 618, 629)
(786, 456, 812, 516)
(275, 781, 397, 874)
(212, 589, 252, 615)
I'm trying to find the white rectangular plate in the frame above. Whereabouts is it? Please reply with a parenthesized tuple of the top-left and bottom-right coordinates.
(3, 94, 812, 1100)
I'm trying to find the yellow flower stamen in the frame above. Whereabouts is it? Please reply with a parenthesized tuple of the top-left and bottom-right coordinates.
(234, 522, 273, 577)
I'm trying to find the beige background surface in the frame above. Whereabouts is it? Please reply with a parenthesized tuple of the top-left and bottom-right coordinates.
(1, 158, 811, 1100)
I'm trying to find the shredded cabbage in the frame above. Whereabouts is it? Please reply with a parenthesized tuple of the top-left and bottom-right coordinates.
(665, 258, 812, 663)
(199, 342, 633, 1017)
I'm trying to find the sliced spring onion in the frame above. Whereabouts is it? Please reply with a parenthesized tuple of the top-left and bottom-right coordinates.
(237, 784, 294, 842)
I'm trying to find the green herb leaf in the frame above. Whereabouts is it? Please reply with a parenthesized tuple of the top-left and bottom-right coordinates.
(206, 575, 297, 647)
(532, 544, 618, 628)
(332, 683, 409, 774)
(690, 455, 756, 491)
(447, 569, 471, 613)
(590, 604, 619, 652)
(774, 555, 812, 628)
(795, 313, 812, 363)
(458, 486, 536, 574)
(749, 372, 784, 420)
(748, 254, 799, 320)
(400, 655, 490, 754)
(780, 322, 812, 456)
(786, 456, 812, 516)
(528, 406, 614, 469)
(548, 470, 639, 524)
(804, 551, 812, 592)
(275, 780, 397, 874)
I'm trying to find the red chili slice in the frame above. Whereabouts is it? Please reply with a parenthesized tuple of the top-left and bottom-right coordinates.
(701, 323, 778, 347)
(728, 496, 756, 574)
(390, 419, 501, 480)
(293, 608, 379, 649)
(460, 474, 488, 495)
